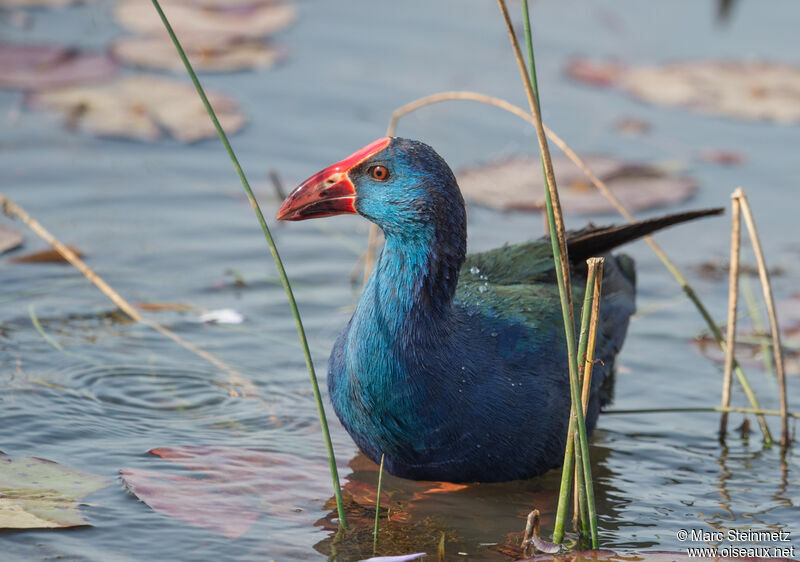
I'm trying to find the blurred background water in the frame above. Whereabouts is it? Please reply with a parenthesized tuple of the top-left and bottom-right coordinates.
(1, 0, 798, 560)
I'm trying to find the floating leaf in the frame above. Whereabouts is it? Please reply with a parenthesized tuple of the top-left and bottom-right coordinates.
(0, 456, 110, 529)
(114, 0, 295, 40)
(9, 245, 83, 263)
(0, 42, 117, 91)
(113, 35, 285, 73)
(614, 117, 650, 135)
(696, 149, 745, 166)
(457, 155, 696, 215)
(568, 58, 800, 124)
(565, 58, 624, 87)
(0, 224, 23, 255)
(121, 446, 330, 539)
(29, 75, 246, 142)
(0, 0, 86, 6)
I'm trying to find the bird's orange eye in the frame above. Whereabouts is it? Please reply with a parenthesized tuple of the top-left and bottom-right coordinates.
(370, 165, 389, 181)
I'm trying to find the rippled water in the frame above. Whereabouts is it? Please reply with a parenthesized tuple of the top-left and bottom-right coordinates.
(2, 0, 799, 560)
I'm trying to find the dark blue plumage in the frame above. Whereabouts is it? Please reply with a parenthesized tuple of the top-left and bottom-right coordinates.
(278, 137, 721, 482)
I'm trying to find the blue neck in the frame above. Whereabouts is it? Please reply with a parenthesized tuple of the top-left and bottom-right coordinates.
(338, 206, 466, 398)
(330, 214, 465, 457)
(357, 217, 465, 342)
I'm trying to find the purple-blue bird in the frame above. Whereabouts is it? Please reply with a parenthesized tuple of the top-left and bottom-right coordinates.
(277, 137, 721, 482)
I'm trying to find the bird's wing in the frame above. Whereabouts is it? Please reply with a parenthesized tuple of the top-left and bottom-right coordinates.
(460, 239, 556, 287)
(461, 208, 722, 286)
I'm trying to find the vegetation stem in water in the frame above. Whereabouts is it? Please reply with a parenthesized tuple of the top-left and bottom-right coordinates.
(149, 0, 348, 528)
(499, 0, 597, 546)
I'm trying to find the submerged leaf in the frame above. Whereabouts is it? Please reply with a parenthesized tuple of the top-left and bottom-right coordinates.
(0, 456, 110, 529)
(114, 0, 295, 39)
(120, 467, 261, 539)
(693, 290, 800, 378)
(457, 155, 696, 215)
(29, 75, 246, 142)
(569, 58, 800, 124)
(0, 42, 116, 91)
(120, 446, 331, 539)
(0, 224, 23, 255)
(112, 35, 285, 73)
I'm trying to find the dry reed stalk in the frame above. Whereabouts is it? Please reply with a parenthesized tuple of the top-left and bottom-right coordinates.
(719, 192, 741, 437)
(1, 194, 258, 397)
(574, 257, 604, 527)
(734, 188, 790, 447)
(580, 258, 605, 415)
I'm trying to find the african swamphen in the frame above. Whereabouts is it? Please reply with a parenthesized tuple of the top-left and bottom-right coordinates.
(277, 137, 721, 482)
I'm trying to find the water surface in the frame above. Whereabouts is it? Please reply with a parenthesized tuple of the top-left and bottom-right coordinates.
(1, 0, 798, 560)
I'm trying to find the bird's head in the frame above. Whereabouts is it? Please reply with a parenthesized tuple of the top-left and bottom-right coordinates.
(277, 137, 463, 238)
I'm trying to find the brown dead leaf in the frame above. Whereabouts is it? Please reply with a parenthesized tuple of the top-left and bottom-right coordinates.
(615, 117, 651, 135)
(696, 149, 745, 166)
(0, 42, 117, 91)
(10, 245, 83, 263)
(565, 58, 624, 87)
(114, 0, 295, 40)
(0, 0, 86, 6)
(29, 75, 246, 142)
(569, 58, 800, 124)
(457, 155, 696, 215)
(0, 224, 23, 255)
(113, 35, 284, 73)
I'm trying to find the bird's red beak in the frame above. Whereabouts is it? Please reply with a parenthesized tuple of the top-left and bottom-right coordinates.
(277, 137, 391, 221)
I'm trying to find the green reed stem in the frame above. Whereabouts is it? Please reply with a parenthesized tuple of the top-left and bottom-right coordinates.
(373, 454, 385, 554)
(554, 419, 576, 539)
(499, 0, 597, 546)
(150, 0, 347, 529)
(574, 447, 590, 538)
(520, 0, 540, 111)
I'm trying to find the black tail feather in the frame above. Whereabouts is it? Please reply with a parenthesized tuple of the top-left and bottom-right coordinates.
(567, 208, 724, 263)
